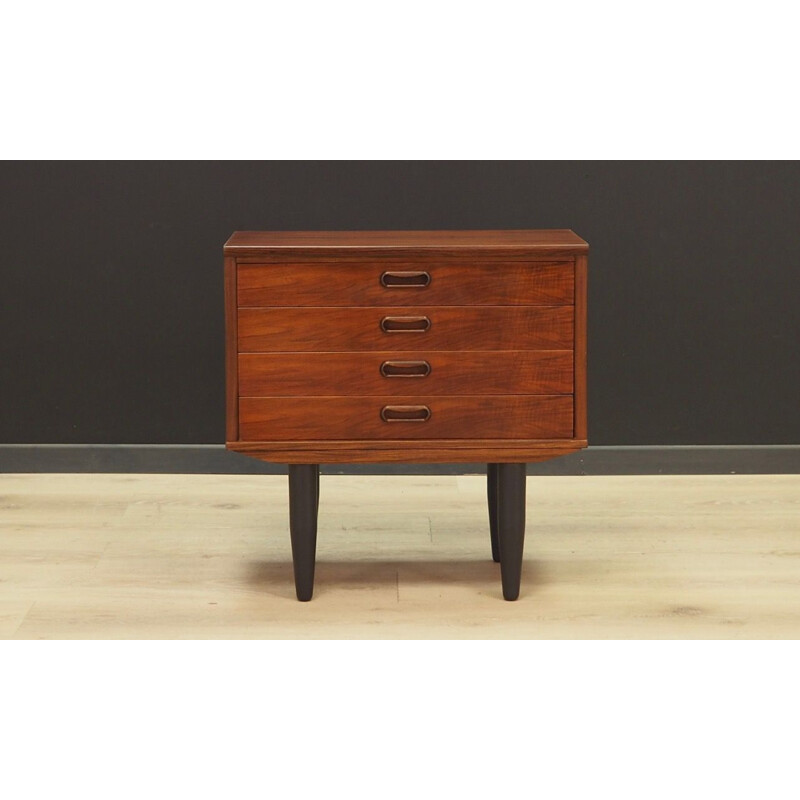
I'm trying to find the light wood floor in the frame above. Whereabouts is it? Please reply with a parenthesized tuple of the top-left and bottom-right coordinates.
(1, 473, 798, 639)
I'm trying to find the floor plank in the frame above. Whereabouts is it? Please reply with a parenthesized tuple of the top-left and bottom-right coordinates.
(1, 473, 799, 639)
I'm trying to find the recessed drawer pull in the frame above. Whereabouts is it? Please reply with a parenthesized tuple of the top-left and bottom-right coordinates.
(380, 405, 431, 422)
(380, 315, 431, 333)
(380, 360, 432, 378)
(380, 270, 431, 288)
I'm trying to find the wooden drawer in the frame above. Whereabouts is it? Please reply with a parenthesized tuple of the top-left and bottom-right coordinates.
(237, 261, 574, 306)
(238, 306, 574, 352)
(239, 396, 574, 440)
(239, 351, 573, 396)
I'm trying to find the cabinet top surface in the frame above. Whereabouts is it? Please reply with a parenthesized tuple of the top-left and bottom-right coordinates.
(224, 229, 588, 254)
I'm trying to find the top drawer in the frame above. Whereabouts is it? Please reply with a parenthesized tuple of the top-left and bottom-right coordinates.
(237, 261, 574, 307)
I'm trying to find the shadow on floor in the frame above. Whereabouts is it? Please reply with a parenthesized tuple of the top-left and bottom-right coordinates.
(245, 558, 549, 601)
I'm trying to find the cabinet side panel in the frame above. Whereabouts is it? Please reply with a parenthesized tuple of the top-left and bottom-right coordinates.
(574, 254, 588, 440)
(224, 256, 239, 442)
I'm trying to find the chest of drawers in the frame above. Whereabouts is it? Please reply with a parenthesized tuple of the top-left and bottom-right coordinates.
(224, 230, 588, 601)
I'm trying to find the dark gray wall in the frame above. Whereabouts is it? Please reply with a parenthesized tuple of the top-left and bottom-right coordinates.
(1, 161, 798, 445)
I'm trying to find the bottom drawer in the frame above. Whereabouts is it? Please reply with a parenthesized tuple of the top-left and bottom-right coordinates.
(239, 396, 573, 440)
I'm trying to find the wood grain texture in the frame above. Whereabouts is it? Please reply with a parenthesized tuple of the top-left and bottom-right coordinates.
(224, 256, 238, 442)
(574, 254, 588, 440)
(238, 351, 574, 397)
(238, 306, 574, 352)
(5, 473, 800, 638)
(237, 261, 574, 307)
(225, 229, 589, 257)
(228, 440, 586, 463)
(225, 230, 588, 466)
(239, 396, 573, 441)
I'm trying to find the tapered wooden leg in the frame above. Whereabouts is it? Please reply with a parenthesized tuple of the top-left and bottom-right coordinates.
(288, 464, 319, 601)
(497, 463, 527, 601)
(487, 463, 501, 563)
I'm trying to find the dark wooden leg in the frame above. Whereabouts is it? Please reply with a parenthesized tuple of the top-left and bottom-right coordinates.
(497, 463, 527, 601)
(288, 464, 319, 601)
(487, 463, 501, 563)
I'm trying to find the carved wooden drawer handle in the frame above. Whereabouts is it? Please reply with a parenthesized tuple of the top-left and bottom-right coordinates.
(380, 270, 431, 288)
(380, 316, 431, 333)
(380, 360, 431, 378)
(380, 405, 431, 422)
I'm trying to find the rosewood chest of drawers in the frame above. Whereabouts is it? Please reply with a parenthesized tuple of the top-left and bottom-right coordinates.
(224, 230, 588, 601)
